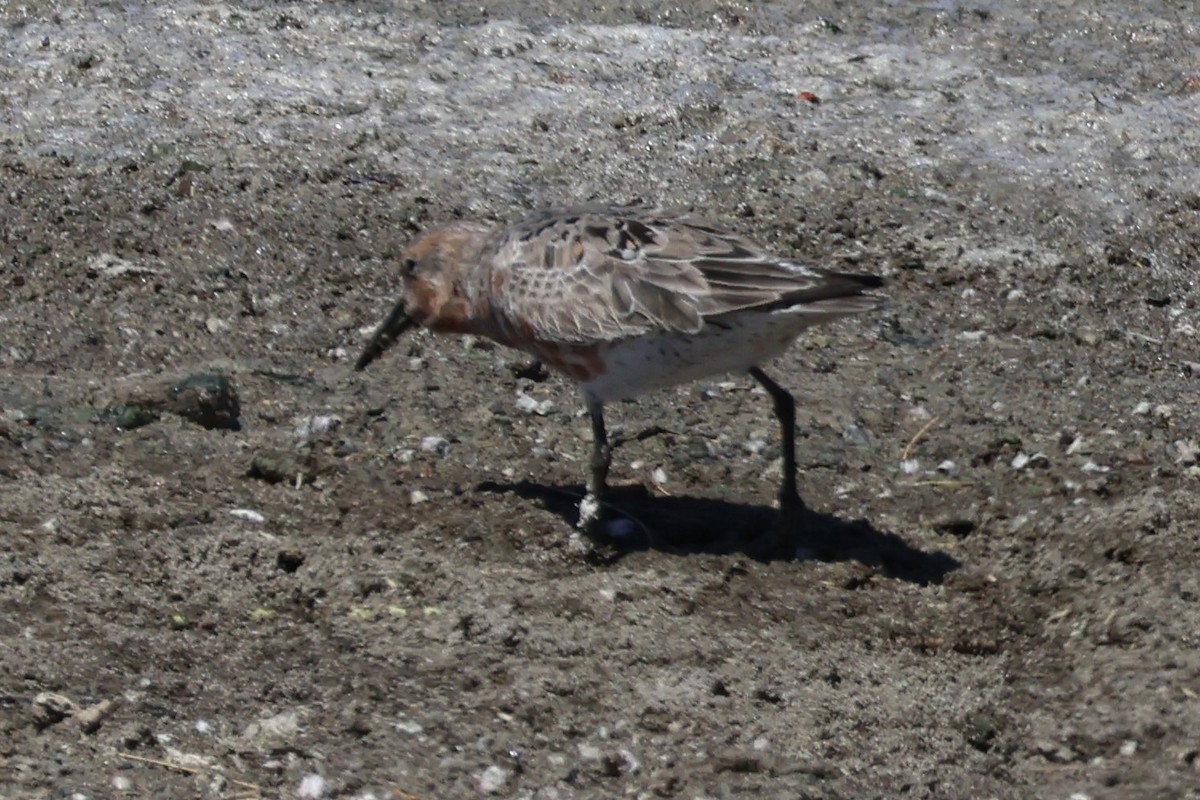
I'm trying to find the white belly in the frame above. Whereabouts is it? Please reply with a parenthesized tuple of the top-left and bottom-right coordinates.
(580, 308, 835, 403)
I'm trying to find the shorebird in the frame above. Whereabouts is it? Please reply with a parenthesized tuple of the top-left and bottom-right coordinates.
(355, 205, 882, 531)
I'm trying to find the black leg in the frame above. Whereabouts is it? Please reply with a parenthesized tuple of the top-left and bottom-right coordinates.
(576, 395, 611, 530)
(586, 396, 611, 500)
(748, 366, 805, 513)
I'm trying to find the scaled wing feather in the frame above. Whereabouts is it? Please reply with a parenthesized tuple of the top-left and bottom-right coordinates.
(491, 206, 880, 344)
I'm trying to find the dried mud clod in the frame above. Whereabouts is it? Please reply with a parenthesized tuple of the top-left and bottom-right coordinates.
(104, 371, 242, 431)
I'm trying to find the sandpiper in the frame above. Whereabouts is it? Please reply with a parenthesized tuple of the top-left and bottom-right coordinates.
(356, 205, 882, 530)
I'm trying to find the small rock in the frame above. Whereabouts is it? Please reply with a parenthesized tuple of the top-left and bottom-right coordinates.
(1011, 452, 1049, 470)
(1119, 740, 1138, 757)
(1132, 401, 1152, 415)
(32, 693, 77, 729)
(167, 372, 241, 431)
(514, 391, 553, 415)
(276, 550, 305, 573)
(842, 425, 871, 446)
(394, 718, 424, 735)
(76, 698, 116, 733)
(296, 773, 328, 798)
(476, 765, 511, 795)
(104, 371, 242, 431)
(409, 489, 430, 505)
(1033, 739, 1077, 763)
(89, 253, 156, 279)
(965, 712, 999, 751)
(577, 743, 603, 761)
(908, 404, 934, 420)
(615, 748, 640, 774)
(420, 436, 449, 455)
(247, 450, 313, 485)
(900, 458, 920, 475)
(603, 518, 639, 541)
(294, 415, 341, 441)
(98, 403, 160, 430)
(229, 508, 266, 524)
(241, 709, 301, 748)
(936, 459, 958, 474)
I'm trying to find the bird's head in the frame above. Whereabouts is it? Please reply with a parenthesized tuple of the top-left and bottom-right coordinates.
(354, 221, 492, 371)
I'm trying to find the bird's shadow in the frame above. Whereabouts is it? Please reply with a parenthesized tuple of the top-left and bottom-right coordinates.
(476, 480, 959, 585)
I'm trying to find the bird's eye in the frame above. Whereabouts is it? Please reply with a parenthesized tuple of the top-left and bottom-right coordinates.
(402, 257, 418, 276)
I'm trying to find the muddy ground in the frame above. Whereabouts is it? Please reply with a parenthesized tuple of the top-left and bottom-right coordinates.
(2, 2, 1200, 798)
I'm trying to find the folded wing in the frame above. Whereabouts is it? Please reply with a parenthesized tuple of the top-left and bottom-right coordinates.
(490, 206, 883, 344)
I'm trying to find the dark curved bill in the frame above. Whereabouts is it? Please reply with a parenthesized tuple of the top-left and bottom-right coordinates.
(354, 300, 414, 371)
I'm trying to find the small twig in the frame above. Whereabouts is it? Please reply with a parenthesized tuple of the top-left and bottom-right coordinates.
(120, 753, 200, 775)
(901, 415, 941, 461)
(611, 424, 676, 450)
(119, 752, 262, 793)
(230, 780, 264, 794)
(905, 479, 970, 489)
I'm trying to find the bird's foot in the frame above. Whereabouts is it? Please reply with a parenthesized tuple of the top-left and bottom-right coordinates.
(744, 492, 813, 560)
(577, 492, 604, 532)
(779, 486, 806, 517)
(574, 488, 656, 548)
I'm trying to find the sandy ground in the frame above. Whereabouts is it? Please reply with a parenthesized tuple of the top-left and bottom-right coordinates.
(2, 1, 1200, 798)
